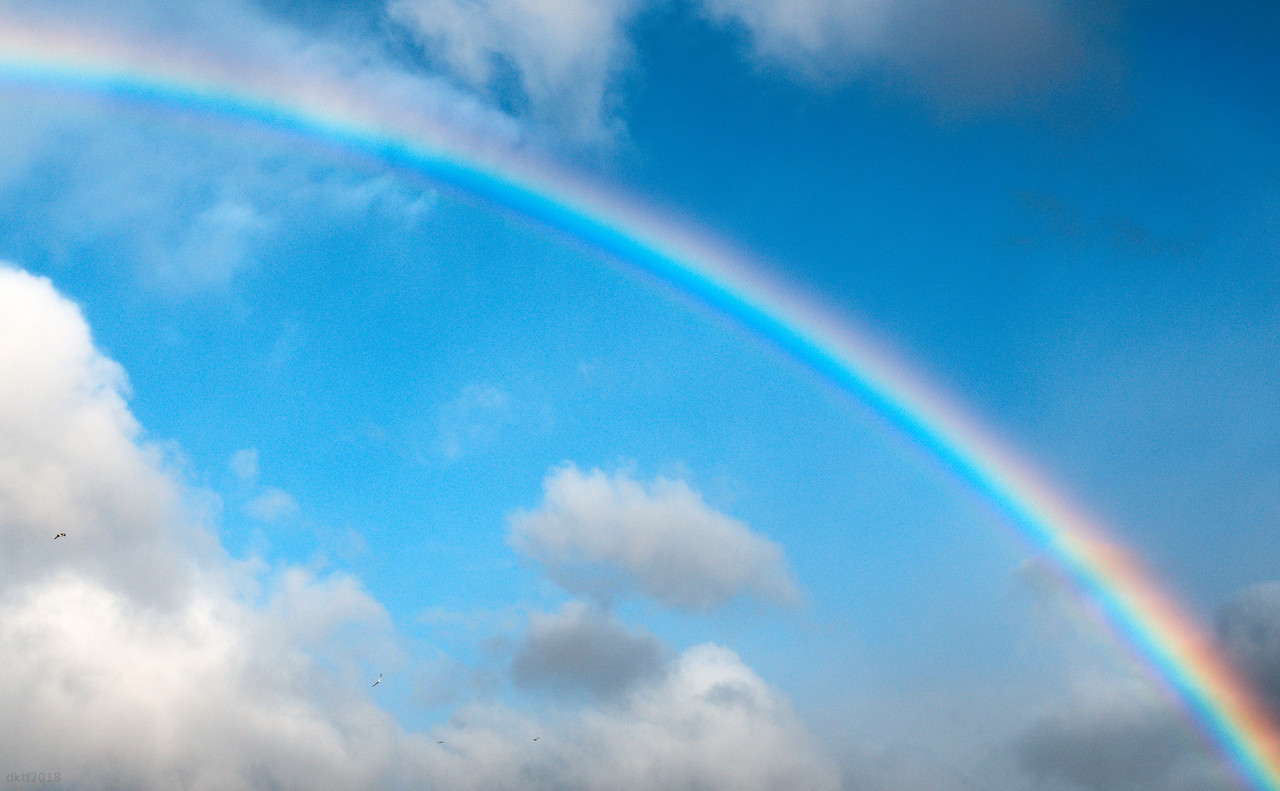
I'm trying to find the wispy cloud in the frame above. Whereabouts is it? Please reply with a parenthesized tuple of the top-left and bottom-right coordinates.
(229, 448, 299, 522)
(247, 486, 300, 522)
(388, 0, 639, 141)
(228, 448, 260, 484)
(437, 383, 512, 460)
(151, 196, 273, 293)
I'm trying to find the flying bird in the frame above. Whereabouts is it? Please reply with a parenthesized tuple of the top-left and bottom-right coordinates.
(436, 740, 444, 744)
(54, 533, 66, 539)
(372, 674, 382, 687)
(532, 737, 540, 742)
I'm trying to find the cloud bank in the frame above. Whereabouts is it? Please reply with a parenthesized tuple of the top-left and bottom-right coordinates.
(508, 464, 798, 610)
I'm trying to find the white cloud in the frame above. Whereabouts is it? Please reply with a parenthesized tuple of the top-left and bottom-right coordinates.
(16, 123, 448, 296)
(156, 197, 273, 293)
(267, 318, 308, 373)
(0, 571, 409, 791)
(0, 0, 521, 145)
(508, 464, 798, 610)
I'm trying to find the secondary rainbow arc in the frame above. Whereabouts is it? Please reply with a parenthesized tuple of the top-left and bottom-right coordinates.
(2, 27, 1279, 791)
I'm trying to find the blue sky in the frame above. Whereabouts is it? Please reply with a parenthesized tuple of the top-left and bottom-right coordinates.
(0, 2, 1277, 790)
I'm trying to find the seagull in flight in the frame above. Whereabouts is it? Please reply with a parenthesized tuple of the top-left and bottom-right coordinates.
(532, 737, 540, 742)
(54, 533, 66, 540)
(372, 674, 382, 687)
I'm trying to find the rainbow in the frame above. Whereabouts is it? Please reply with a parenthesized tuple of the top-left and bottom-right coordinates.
(2, 17, 1278, 789)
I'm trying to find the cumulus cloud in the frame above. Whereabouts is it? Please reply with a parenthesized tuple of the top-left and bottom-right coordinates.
(508, 464, 798, 610)
(994, 559, 1252, 791)
(511, 601, 665, 701)
(574, 642, 840, 789)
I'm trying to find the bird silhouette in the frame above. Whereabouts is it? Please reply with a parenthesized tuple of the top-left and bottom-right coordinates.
(372, 674, 382, 687)
(54, 533, 66, 540)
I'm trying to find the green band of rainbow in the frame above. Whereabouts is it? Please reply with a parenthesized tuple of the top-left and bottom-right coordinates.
(2, 22, 1278, 790)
